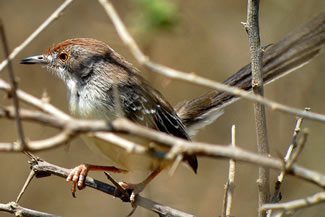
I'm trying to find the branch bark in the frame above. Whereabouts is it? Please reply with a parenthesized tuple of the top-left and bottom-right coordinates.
(30, 159, 195, 217)
(261, 191, 325, 214)
(244, 1, 270, 216)
(1, 107, 325, 190)
(0, 201, 61, 217)
(222, 125, 236, 217)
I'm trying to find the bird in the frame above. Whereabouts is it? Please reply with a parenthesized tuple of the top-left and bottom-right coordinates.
(20, 38, 200, 203)
(19, 11, 325, 206)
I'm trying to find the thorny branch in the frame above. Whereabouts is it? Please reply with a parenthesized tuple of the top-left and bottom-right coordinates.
(28, 160, 194, 217)
(1, 105, 325, 189)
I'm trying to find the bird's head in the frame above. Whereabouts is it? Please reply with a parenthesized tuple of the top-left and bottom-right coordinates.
(20, 38, 115, 84)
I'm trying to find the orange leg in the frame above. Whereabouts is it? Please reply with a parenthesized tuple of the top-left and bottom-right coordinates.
(66, 164, 127, 196)
(118, 167, 163, 205)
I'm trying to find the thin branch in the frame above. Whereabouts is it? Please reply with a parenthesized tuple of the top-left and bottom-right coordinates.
(261, 191, 325, 213)
(16, 170, 35, 203)
(30, 159, 195, 217)
(0, 0, 73, 72)
(0, 107, 325, 188)
(267, 127, 308, 217)
(244, 1, 270, 215)
(270, 110, 308, 205)
(222, 125, 236, 217)
(0, 201, 61, 217)
(0, 20, 28, 150)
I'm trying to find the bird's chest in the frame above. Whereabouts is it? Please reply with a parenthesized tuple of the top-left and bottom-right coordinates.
(66, 80, 115, 120)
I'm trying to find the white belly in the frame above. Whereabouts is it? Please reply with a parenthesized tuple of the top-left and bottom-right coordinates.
(69, 88, 171, 171)
(81, 133, 171, 171)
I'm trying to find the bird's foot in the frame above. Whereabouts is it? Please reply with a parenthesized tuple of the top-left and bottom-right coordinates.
(67, 164, 89, 197)
(67, 164, 127, 197)
(117, 182, 146, 207)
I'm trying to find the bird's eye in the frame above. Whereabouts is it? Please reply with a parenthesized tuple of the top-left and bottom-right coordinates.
(58, 52, 68, 62)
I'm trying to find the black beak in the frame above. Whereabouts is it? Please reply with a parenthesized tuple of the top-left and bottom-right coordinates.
(20, 55, 46, 64)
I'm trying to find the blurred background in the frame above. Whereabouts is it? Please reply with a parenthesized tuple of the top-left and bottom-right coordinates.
(0, 0, 325, 216)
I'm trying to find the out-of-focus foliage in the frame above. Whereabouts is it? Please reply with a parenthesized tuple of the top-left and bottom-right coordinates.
(132, 0, 179, 31)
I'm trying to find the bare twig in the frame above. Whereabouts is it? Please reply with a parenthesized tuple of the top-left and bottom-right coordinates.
(285, 130, 308, 171)
(267, 128, 309, 217)
(0, 0, 73, 72)
(261, 191, 325, 214)
(222, 125, 236, 217)
(1, 107, 325, 189)
(244, 1, 270, 215)
(0, 20, 27, 150)
(104, 172, 130, 201)
(31, 159, 195, 217)
(270, 109, 308, 206)
(0, 201, 61, 217)
(16, 170, 36, 203)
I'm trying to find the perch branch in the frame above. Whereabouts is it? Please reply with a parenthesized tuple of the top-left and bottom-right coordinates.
(0, 107, 325, 189)
(30, 159, 195, 217)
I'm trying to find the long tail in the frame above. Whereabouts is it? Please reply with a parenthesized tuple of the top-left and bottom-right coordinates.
(177, 12, 325, 134)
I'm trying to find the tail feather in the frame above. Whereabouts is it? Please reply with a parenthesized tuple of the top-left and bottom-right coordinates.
(177, 12, 325, 131)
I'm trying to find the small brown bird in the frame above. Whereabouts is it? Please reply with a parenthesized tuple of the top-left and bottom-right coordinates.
(20, 38, 199, 202)
(19, 13, 325, 204)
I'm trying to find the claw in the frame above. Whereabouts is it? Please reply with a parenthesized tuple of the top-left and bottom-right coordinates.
(67, 164, 127, 196)
(118, 182, 145, 207)
(66, 164, 89, 196)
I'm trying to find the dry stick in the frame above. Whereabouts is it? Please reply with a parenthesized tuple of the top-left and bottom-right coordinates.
(267, 130, 308, 217)
(104, 172, 130, 201)
(222, 125, 236, 217)
(1, 107, 325, 189)
(0, 20, 28, 152)
(0, 202, 61, 217)
(244, 1, 270, 216)
(97, 1, 325, 124)
(267, 109, 308, 217)
(16, 170, 35, 203)
(260, 191, 325, 214)
(0, 0, 73, 72)
(0, 0, 73, 154)
(30, 160, 195, 217)
(285, 130, 308, 170)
